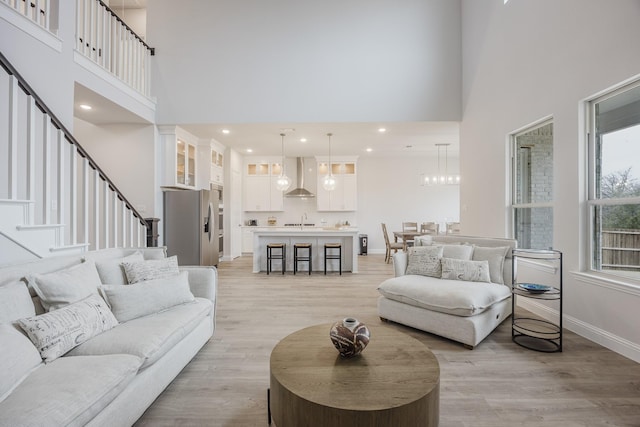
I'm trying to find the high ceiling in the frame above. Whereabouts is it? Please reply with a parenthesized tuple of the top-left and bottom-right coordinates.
(80, 1, 460, 158)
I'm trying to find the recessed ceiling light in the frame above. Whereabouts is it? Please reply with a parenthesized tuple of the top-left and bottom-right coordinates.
(222, 129, 230, 134)
(366, 148, 373, 152)
(79, 104, 92, 110)
(378, 128, 386, 133)
(300, 138, 307, 143)
(246, 148, 253, 153)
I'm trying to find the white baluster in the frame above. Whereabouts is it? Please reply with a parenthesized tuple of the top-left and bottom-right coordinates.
(112, 191, 118, 247)
(43, 114, 51, 224)
(82, 158, 90, 246)
(93, 169, 100, 250)
(121, 202, 127, 247)
(103, 180, 109, 248)
(70, 145, 78, 245)
(26, 96, 36, 224)
(8, 75, 18, 199)
(57, 129, 65, 245)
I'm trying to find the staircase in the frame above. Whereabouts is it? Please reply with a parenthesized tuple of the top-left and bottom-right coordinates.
(0, 51, 147, 265)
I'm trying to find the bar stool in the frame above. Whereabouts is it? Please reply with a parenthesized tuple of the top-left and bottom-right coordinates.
(293, 243, 312, 275)
(324, 243, 342, 275)
(266, 243, 286, 275)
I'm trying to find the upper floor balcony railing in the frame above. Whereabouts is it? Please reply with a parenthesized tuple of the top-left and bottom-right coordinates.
(1, 0, 50, 29)
(76, 0, 154, 97)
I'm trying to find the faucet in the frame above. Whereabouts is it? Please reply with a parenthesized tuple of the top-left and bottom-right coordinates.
(301, 213, 307, 230)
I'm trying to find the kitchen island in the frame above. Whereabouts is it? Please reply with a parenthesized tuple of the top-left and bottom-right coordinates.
(253, 228, 359, 273)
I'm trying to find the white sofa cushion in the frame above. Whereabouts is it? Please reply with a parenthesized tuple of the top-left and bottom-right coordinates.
(101, 271, 195, 323)
(472, 245, 510, 284)
(94, 251, 144, 285)
(17, 294, 119, 363)
(122, 256, 179, 284)
(27, 260, 102, 311)
(67, 298, 213, 369)
(0, 281, 35, 323)
(0, 354, 142, 427)
(0, 324, 42, 402)
(405, 246, 443, 277)
(441, 258, 491, 282)
(378, 275, 511, 317)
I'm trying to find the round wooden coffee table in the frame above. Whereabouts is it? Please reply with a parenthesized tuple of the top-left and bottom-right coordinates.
(269, 323, 440, 426)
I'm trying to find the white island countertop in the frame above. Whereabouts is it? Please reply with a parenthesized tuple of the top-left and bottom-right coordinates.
(252, 228, 360, 273)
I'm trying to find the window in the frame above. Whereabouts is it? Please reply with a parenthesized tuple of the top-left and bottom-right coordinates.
(588, 81, 640, 281)
(511, 120, 554, 250)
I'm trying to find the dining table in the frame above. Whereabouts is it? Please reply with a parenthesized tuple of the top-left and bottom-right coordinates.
(393, 231, 430, 249)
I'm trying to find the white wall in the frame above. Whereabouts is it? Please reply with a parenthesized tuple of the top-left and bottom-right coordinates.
(147, 0, 462, 124)
(74, 119, 157, 218)
(460, 0, 640, 361)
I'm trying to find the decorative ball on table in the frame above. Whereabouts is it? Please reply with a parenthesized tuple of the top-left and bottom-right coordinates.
(329, 317, 371, 358)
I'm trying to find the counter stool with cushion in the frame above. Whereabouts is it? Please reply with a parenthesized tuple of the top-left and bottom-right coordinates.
(324, 243, 342, 275)
(293, 243, 312, 275)
(267, 243, 286, 275)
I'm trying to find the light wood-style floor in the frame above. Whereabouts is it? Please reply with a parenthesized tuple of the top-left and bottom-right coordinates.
(135, 254, 640, 427)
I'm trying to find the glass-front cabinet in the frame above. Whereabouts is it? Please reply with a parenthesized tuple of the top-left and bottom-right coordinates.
(159, 125, 200, 189)
(243, 157, 284, 211)
(176, 139, 196, 186)
(316, 157, 358, 211)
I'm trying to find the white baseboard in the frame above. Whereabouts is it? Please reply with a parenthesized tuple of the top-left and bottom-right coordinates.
(517, 298, 640, 363)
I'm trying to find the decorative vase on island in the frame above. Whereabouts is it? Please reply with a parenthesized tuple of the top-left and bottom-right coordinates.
(329, 317, 371, 358)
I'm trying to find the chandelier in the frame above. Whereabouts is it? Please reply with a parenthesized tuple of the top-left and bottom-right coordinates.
(421, 143, 460, 186)
(275, 133, 292, 191)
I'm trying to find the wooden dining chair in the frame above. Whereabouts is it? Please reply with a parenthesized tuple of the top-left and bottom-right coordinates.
(402, 222, 418, 232)
(420, 222, 439, 235)
(446, 222, 461, 234)
(381, 223, 404, 263)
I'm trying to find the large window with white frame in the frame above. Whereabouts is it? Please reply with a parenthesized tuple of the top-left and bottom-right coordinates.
(588, 81, 640, 281)
(511, 120, 554, 250)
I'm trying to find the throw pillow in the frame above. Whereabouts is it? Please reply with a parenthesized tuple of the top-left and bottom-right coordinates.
(405, 246, 444, 277)
(94, 251, 144, 284)
(122, 256, 180, 284)
(17, 294, 118, 363)
(0, 324, 42, 402)
(27, 260, 102, 311)
(101, 271, 194, 323)
(441, 258, 491, 283)
(440, 244, 474, 260)
(0, 281, 35, 323)
(472, 246, 510, 284)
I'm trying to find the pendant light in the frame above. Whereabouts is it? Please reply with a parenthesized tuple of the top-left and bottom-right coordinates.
(275, 133, 292, 191)
(322, 133, 337, 191)
(421, 143, 460, 186)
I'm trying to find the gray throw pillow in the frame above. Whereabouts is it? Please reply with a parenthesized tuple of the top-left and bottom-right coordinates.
(441, 258, 491, 283)
(472, 246, 510, 284)
(27, 260, 102, 311)
(405, 246, 444, 277)
(101, 271, 194, 323)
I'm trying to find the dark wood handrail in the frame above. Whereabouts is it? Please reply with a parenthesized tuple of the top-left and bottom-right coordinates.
(96, 0, 155, 55)
(0, 50, 147, 226)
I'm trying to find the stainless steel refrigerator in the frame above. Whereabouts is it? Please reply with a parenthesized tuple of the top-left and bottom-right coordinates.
(163, 188, 219, 266)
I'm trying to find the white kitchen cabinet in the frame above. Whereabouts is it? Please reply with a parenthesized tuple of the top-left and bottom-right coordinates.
(315, 158, 358, 211)
(242, 227, 255, 253)
(159, 126, 199, 189)
(243, 159, 284, 211)
(210, 147, 224, 185)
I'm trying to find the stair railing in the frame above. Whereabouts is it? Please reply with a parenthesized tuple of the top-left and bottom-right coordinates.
(75, 0, 154, 97)
(0, 50, 147, 254)
(1, 0, 51, 30)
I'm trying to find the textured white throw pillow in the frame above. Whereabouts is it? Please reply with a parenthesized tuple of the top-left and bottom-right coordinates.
(405, 246, 444, 277)
(101, 271, 194, 323)
(94, 251, 144, 284)
(17, 294, 118, 363)
(472, 246, 510, 284)
(27, 260, 103, 311)
(441, 257, 491, 283)
(122, 256, 180, 284)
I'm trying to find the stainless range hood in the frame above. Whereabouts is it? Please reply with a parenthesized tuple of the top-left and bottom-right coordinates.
(285, 157, 315, 198)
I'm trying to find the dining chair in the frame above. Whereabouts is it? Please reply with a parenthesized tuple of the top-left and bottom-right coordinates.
(420, 222, 439, 235)
(381, 223, 404, 263)
(402, 222, 418, 232)
(446, 222, 461, 234)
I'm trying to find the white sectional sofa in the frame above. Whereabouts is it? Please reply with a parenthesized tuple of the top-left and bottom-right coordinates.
(0, 247, 217, 427)
(378, 235, 516, 348)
